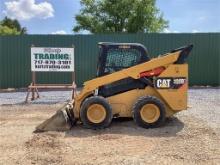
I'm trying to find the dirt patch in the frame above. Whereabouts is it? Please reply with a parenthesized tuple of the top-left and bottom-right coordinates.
(24, 133, 63, 165)
(0, 92, 220, 165)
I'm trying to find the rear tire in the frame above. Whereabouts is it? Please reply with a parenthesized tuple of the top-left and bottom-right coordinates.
(80, 96, 113, 129)
(132, 96, 166, 128)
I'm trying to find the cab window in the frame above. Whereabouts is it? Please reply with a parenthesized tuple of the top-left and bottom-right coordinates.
(104, 48, 142, 74)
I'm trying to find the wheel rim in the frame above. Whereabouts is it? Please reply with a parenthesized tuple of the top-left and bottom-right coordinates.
(87, 104, 106, 123)
(140, 104, 160, 123)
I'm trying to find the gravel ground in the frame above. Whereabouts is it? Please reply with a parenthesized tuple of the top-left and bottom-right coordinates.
(0, 88, 219, 165)
(0, 90, 73, 105)
(186, 88, 220, 132)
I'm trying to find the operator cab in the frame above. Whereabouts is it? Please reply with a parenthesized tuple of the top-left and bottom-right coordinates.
(97, 42, 150, 77)
(97, 42, 150, 97)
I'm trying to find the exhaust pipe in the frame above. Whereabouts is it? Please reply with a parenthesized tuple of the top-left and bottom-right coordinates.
(34, 103, 76, 132)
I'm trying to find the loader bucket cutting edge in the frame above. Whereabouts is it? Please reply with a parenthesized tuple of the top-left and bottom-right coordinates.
(34, 106, 74, 133)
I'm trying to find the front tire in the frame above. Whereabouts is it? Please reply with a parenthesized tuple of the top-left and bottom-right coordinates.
(80, 96, 113, 129)
(132, 96, 166, 128)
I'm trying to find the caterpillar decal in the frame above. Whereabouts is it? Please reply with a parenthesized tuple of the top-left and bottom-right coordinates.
(155, 77, 187, 89)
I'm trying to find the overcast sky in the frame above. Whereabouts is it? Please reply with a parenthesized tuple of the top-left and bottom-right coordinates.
(0, 0, 219, 34)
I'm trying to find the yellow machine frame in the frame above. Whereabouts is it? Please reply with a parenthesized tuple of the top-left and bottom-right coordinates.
(72, 50, 188, 119)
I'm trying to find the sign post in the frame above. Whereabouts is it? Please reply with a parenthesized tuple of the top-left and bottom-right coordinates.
(25, 46, 76, 102)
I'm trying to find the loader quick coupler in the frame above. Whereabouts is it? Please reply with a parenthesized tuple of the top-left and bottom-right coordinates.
(65, 105, 76, 126)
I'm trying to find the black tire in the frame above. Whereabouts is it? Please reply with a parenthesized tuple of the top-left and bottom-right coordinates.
(132, 96, 166, 128)
(80, 96, 113, 129)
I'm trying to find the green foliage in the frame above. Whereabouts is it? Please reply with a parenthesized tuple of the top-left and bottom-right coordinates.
(73, 0, 168, 33)
(0, 25, 20, 35)
(0, 17, 27, 35)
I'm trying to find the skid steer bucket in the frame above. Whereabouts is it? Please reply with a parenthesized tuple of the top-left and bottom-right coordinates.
(34, 104, 75, 132)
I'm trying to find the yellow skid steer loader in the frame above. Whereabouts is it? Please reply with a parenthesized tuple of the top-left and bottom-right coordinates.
(35, 42, 193, 132)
